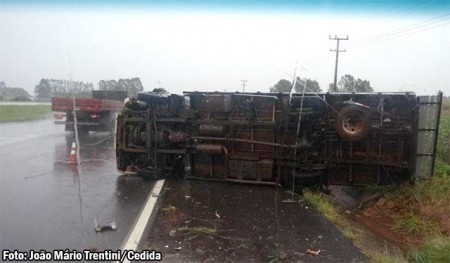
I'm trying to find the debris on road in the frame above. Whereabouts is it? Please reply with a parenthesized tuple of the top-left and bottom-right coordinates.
(146, 181, 367, 262)
(94, 218, 117, 232)
(306, 249, 321, 256)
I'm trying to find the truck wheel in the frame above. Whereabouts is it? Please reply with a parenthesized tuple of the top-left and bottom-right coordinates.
(117, 150, 127, 171)
(280, 169, 324, 193)
(65, 123, 74, 131)
(336, 105, 371, 141)
(77, 127, 89, 137)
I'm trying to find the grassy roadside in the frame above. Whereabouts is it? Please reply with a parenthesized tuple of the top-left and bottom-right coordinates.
(400, 100, 449, 262)
(0, 105, 52, 122)
(303, 99, 450, 263)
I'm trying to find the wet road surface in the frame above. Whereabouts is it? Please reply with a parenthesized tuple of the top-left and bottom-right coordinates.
(1, 119, 367, 262)
(146, 180, 367, 262)
(0, 119, 156, 251)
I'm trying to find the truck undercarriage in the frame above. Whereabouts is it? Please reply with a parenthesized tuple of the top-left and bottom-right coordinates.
(116, 90, 442, 188)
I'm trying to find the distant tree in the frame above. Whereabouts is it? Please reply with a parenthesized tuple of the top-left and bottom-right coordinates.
(328, 74, 374, 92)
(0, 81, 6, 90)
(98, 77, 143, 97)
(270, 78, 322, 93)
(34, 78, 93, 98)
(34, 79, 52, 98)
(270, 79, 292, 92)
(99, 80, 118, 91)
(127, 78, 144, 97)
(294, 77, 322, 93)
(328, 83, 335, 91)
(0, 82, 30, 101)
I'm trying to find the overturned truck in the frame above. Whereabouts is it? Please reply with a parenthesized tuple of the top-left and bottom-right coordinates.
(116, 90, 442, 188)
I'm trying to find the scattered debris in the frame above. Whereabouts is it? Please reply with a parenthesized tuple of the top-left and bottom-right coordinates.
(178, 227, 217, 235)
(162, 205, 177, 212)
(152, 193, 162, 198)
(124, 165, 137, 175)
(174, 247, 182, 251)
(306, 249, 321, 256)
(278, 250, 288, 260)
(375, 197, 387, 207)
(94, 218, 117, 232)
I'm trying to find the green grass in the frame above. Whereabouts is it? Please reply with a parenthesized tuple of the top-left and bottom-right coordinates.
(303, 109, 450, 263)
(410, 237, 450, 263)
(342, 228, 359, 241)
(387, 134, 449, 263)
(162, 205, 177, 212)
(414, 176, 450, 205)
(303, 190, 344, 227)
(393, 212, 439, 236)
(436, 115, 450, 166)
(370, 251, 407, 263)
(0, 105, 52, 122)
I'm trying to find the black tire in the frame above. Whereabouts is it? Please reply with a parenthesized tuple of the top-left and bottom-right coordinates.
(65, 123, 74, 131)
(77, 127, 89, 137)
(336, 105, 371, 141)
(117, 150, 127, 171)
(280, 169, 324, 193)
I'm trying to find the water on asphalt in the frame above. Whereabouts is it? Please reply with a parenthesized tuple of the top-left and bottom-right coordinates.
(0, 119, 155, 251)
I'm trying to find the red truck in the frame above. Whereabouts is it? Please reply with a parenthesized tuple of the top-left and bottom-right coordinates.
(51, 91, 127, 134)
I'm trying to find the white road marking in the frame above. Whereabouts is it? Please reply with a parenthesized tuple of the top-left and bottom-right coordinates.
(118, 179, 165, 263)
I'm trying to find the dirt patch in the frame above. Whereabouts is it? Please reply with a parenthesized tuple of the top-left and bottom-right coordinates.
(352, 186, 449, 249)
(419, 204, 450, 235)
(355, 205, 422, 248)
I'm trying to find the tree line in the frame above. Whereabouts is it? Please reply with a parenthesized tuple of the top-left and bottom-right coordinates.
(0, 81, 31, 101)
(2, 74, 373, 102)
(34, 78, 144, 98)
(34, 79, 94, 99)
(269, 74, 373, 93)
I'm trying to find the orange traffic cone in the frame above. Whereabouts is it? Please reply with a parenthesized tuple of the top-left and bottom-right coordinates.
(68, 141, 78, 165)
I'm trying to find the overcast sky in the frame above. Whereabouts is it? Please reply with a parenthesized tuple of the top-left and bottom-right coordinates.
(0, 1, 449, 95)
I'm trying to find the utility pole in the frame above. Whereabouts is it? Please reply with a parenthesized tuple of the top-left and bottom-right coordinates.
(241, 80, 248, 92)
(329, 35, 348, 92)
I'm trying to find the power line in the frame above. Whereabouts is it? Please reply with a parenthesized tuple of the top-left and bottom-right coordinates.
(358, 1, 427, 28)
(329, 35, 348, 92)
(348, 19, 450, 50)
(348, 13, 450, 48)
(241, 80, 248, 92)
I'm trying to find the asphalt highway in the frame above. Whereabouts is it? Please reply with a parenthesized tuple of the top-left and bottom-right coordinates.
(0, 119, 155, 252)
(1, 119, 367, 262)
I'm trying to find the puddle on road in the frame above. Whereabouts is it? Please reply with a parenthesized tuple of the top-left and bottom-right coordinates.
(1, 129, 155, 252)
